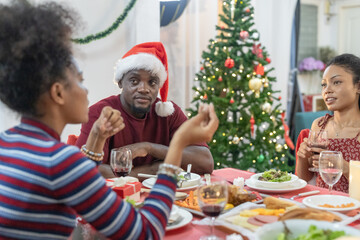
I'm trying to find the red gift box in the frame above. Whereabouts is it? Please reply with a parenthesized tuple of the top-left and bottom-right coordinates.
(106, 179, 141, 201)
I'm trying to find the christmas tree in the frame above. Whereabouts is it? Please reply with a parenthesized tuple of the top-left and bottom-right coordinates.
(186, 0, 295, 172)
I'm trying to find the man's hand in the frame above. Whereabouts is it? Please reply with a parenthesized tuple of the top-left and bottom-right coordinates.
(91, 106, 125, 140)
(121, 142, 150, 159)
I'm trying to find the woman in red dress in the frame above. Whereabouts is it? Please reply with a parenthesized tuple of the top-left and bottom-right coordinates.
(296, 54, 360, 193)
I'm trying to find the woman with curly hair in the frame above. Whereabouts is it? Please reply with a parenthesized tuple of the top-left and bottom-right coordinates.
(0, 2, 219, 239)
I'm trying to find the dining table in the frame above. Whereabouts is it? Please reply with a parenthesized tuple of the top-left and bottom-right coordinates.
(164, 167, 356, 240)
(69, 167, 359, 240)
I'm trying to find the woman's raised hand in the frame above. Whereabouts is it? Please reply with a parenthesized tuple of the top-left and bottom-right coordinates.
(92, 106, 125, 140)
(173, 103, 219, 147)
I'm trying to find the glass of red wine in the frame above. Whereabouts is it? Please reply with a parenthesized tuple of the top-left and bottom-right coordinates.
(197, 175, 228, 240)
(110, 147, 132, 177)
(308, 130, 328, 172)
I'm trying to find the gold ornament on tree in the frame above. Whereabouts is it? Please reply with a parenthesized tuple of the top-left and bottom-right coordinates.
(275, 143, 283, 152)
(249, 77, 262, 98)
(262, 102, 272, 113)
(263, 77, 269, 88)
(232, 135, 240, 144)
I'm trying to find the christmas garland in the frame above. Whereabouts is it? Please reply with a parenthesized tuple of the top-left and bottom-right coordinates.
(72, 0, 137, 44)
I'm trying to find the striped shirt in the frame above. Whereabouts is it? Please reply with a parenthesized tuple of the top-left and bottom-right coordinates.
(0, 118, 176, 240)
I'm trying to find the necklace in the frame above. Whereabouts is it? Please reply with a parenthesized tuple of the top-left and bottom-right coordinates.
(332, 120, 341, 137)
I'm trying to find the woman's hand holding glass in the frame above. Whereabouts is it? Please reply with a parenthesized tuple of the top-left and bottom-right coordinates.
(307, 130, 329, 172)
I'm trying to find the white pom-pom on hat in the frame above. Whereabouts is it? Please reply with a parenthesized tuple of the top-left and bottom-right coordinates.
(114, 42, 174, 116)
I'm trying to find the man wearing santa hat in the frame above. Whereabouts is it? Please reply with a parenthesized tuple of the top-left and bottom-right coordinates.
(76, 42, 213, 178)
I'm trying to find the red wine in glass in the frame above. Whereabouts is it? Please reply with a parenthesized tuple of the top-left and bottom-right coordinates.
(112, 168, 130, 177)
(201, 205, 223, 217)
(310, 143, 328, 154)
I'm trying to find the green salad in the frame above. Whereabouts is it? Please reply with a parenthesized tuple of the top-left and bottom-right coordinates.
(259, 169, 291, 182)
(277, 225, 346, 240)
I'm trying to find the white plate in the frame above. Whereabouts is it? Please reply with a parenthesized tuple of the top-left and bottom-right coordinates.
(302, 195, 360, 212)
(166, 208, 193, 231)
(142, 177, 200, 191)
(245, 179, 307, 193)
(255, 219, 360, 240)
(250, 173, 299, 189)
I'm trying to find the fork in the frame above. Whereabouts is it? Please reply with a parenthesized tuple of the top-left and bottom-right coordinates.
(288, 190, 320, 200)
(184, 164, 192, 180)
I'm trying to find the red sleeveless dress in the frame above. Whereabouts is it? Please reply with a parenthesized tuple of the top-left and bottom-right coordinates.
(316, 114, 360, 193)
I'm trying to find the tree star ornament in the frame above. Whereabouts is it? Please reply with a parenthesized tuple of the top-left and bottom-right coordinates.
(225, 57, 235, 68)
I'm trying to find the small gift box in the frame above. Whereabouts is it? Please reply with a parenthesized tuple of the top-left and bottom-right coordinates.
(106, 177, 141, 202)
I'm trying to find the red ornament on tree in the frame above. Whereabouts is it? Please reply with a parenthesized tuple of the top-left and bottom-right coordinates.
(245, 8, 250, 13)
(239, 30, 249, 40)
(265, 57, 271, 63)
(281, 112, 294, 150)
(230, 98, 235, 104)
(218, 76, 223, 82)
(225, 58, 235, 69)
(252, 44, 263, 58)
(278, 96, 282, 100)
(203, 93, 208, 100)
(250, 115, 255, 137)
(221, 25, 225, 29)
(200, 66, 204, 70)
(254, 64, 264, 76)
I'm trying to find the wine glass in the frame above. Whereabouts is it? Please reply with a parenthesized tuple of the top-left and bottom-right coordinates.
(319, 151, 343, 193)
(110, 147, 132, 177)
(308, 130, 328, 172)
(197, 175, 228, 240)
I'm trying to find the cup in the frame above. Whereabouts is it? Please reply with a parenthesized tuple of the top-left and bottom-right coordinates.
(349, 160, 360, 201)
(110, 147, 132, 177)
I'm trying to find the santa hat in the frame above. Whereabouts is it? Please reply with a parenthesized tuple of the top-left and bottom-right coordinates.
(114, 42, 174, 117)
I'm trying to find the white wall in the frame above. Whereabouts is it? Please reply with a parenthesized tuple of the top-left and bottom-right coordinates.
(301, 0, 360, 54)
(0, 0, 160, 141)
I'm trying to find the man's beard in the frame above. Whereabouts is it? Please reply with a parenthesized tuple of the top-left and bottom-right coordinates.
(131, 105, 151, 117)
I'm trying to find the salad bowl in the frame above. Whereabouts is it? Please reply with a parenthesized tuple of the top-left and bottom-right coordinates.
(250, 170, 298, 189)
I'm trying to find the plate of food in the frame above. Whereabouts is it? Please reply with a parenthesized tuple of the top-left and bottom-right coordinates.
(166, 205, 193, 231)
(174, 186, 261, 217)
(250, 170, 299, 189)
(254, 219, 360, 240)
(142, 172, 201, 191)
(217, 197, 348, 239)
(245, 178, 307, 193)
(302, 195, 360, 212)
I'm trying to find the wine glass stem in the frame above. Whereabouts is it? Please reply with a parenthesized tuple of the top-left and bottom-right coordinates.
(210, 217, 215, 237)
(329, 185, 333, 194)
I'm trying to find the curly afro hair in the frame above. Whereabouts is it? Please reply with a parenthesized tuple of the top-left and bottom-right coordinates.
(0, 2, 77, 117)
